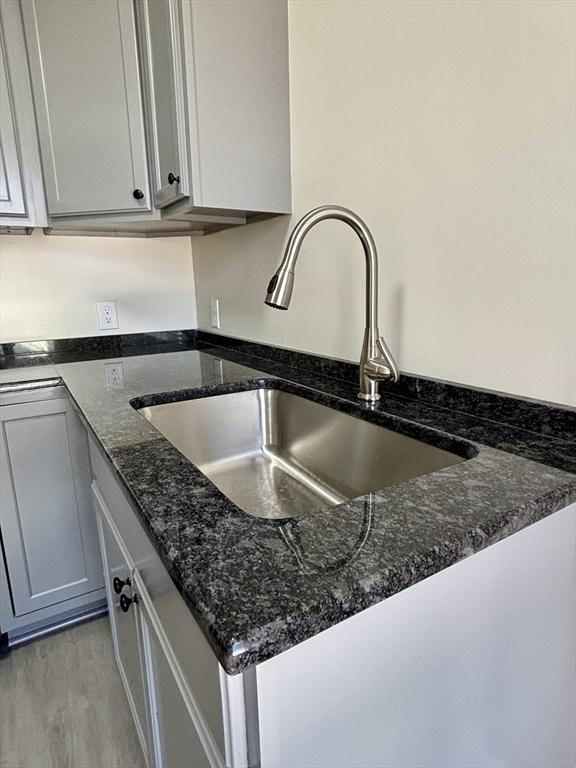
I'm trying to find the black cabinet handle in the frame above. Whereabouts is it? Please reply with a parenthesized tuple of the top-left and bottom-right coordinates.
(120, 593, 139, 613)
(113, 576, 131, 595)
(133, 189, 144, 200)
(167, 172, 180, 185)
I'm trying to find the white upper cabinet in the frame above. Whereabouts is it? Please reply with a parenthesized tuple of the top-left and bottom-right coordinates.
(21, 0, 151, 217)
(138, 0, 291, 218)
(0, 0, 46, 230)
(2, 0, 290, 236)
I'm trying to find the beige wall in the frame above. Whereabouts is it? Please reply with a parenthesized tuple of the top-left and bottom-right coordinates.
(0, 231, 196, 342)
(192, 0, 576, 407)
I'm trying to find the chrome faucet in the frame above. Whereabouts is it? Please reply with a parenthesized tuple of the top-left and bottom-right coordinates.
(265, 205, 399, 401)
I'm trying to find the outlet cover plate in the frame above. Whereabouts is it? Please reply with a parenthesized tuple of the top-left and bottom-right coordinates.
(104, 362, 124, 390)
(210, 297, 220, 329)
(97, 300, 119, 331)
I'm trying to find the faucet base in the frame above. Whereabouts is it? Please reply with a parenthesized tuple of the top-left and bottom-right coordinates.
(358, 392, 381, 402)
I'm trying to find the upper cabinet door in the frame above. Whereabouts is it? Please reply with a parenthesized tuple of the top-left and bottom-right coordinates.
(137, 0, 189, 209)
(21, 0, 151, 217)
(0, 24, 26, 217)
(0, 0, 46, 229)
(183, 0, 291, 214)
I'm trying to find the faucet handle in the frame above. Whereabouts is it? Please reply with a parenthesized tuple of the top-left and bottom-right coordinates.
(375, 336, 399, 382)
(364, 358, 392, 379)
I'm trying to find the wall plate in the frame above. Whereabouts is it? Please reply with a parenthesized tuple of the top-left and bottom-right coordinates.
(210, 298, 221, 329)
(104, 362, 124, 390)
(97, 301, 119, 330)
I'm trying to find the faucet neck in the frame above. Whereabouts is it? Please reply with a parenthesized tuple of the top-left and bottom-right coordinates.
(274, 206, 379, 329)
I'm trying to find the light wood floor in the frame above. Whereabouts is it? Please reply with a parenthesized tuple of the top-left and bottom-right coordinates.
(0, 617, 146, 768)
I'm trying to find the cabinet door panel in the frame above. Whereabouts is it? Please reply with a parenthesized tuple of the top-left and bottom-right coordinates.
(0, 0, 46, 228)
(186, 0, 291, 213)
(0, 398, 104, 616)
(138, 591, 211, 768)
(22, 0, 150, 216)
(137, 0, 189, 208)
(94, 486, 150, 761)
(0, 22, 26, 216)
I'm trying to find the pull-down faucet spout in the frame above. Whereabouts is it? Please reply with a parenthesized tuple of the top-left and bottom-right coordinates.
(265, 205, 399, 401)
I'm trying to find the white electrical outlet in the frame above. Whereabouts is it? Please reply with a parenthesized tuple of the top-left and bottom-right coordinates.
(210, 297, 221, 329)
(97, 300, 119, 330)
(104, 362, 125, 390)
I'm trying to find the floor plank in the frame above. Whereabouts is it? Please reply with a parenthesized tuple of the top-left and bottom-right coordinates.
(0, 616, 146, 768)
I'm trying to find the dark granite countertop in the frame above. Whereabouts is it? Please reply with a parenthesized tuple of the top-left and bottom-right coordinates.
(0, 364, 60, 385)
(3, 343, 575, 673)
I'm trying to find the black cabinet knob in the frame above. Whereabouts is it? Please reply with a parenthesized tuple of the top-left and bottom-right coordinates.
(119, 593, 139, 613)
(133, 189, 144, 200)
(113, 576, 131, 595)
(167, 172, 180, 185)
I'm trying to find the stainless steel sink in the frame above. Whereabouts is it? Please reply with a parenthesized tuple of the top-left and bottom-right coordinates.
(138, 388, 465, 520)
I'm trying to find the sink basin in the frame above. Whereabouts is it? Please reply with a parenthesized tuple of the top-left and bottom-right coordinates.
(138, 387, 465, 520)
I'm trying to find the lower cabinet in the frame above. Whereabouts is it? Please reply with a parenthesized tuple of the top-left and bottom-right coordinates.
(93, 479, 221, 768)
(90, 422, 576, 768)
(0, 384, 105, 641)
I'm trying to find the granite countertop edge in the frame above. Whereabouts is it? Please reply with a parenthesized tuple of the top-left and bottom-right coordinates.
(127, 461, 575, 675)
(112, 436, 576, 674)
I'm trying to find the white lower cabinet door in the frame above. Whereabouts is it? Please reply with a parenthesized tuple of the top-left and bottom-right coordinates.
(93, 485, 151, 763)
(136, 575, 214, 768)
(0, 397, 103, 616)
